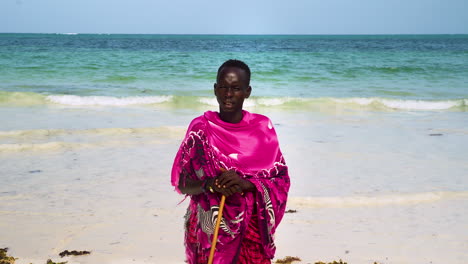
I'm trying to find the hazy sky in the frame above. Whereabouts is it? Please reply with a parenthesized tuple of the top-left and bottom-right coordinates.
(1, 0, 467, 34)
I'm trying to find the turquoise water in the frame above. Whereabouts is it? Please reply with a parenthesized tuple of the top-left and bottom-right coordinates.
(0, 33, 467, 110)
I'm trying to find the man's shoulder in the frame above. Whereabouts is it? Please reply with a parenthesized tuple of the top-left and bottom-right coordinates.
(186, 114, 207, 132)
(248, 111, 273, 127)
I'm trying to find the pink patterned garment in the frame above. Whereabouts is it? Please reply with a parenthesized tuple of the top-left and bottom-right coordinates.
(171, 110, 290, 264)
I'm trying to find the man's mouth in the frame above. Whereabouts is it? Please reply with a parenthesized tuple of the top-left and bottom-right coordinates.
(224, 101, 234, 107)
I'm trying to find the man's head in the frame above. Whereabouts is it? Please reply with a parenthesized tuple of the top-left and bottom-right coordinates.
(216, 59, 251, 85)
(214, 59, 252, 113)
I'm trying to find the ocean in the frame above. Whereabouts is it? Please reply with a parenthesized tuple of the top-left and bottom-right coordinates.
(1, 34, 467, 264)
(1, 34, 468, 107)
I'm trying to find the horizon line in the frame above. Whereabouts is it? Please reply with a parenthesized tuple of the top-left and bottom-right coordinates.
(1, 32, 468, 36)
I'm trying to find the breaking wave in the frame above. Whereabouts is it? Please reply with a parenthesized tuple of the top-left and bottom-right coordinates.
(179, 96, 467, 111)
(0, 91, 466, 111)
(330, 97, 466, 110)
(47, 95, 173, 106)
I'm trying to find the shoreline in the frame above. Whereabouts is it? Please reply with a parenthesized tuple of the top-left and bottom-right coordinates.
(2, 194, 467, 264)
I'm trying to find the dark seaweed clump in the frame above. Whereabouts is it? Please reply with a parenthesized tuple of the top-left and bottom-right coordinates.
(46, 259, 67, 264)
(276, 256, 301, 263)
(0, 247, 92, 264)
(315, 260, 347, 264)
(315, 261, 382, 264)
(58, 250, 91, 257)
(0, 248, 18, 264)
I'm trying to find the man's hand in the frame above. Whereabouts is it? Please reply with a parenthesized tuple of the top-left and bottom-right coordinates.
(213, 170, 255, 197)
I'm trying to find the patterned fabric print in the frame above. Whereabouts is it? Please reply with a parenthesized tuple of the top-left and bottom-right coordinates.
(172, 111, 290, 264)
(259, 181, 275, 234)
(197, 203, 237, 241)
(237, 209, 271, 264)
(248, 156, 289, 255)
(238, 238, 271, 264)
(186, 207, 208, 264)
(197, 204, 215, 239)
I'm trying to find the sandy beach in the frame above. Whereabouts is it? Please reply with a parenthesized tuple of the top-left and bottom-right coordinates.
(1, 103, 467, 264)
(1, 33, 468, 264)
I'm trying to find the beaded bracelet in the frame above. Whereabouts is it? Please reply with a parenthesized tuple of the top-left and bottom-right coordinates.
(202, 178, 215, 193)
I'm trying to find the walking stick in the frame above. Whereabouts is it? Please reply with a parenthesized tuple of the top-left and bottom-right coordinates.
(208, 168, 227, 264)
(208, 194, 226, 264)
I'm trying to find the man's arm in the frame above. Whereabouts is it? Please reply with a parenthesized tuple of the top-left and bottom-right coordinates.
(177, 174, 206, 195)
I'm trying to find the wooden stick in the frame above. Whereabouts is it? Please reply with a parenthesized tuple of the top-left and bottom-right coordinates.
(208, 168, 227, 264)
(208, 194, 226, 264)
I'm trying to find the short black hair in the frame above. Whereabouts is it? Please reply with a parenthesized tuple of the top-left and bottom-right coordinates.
(217, 59, 251, 85)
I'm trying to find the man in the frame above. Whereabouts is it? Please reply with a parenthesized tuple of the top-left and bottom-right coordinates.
(171, 59, 290, 264)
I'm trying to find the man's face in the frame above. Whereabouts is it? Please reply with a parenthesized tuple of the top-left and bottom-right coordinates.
(214, 67, 251, 113)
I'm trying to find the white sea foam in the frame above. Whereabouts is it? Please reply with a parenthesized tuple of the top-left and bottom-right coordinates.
(256, 97, 303, 106)
(197, 97, 218, 106)
(197, 97, 300, 107)
(288, 191, 468, 208)
(380, 99, 462, 110)
(242, 100, 256, 107)
(198, 96, 464, 110)
(1, 90, 465, 111)
(46, 95, 173, 106)
(332, 97, 463, 110)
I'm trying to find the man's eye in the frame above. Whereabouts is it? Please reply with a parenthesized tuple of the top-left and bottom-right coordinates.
(233, 87, 241, 91)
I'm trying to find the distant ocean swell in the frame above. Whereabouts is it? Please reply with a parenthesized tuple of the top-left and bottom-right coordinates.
(0, 91, 466, 111)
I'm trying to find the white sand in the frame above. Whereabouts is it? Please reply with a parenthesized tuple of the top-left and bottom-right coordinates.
(1, 106, 468, 264)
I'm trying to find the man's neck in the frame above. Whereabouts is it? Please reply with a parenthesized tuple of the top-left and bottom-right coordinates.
(218, 110, 243, 123)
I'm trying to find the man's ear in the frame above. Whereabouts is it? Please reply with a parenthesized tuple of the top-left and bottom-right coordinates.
(213, 83, 217, 96)
(245, 85, 252, 98)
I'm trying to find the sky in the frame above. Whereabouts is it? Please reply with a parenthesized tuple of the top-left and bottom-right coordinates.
(1, 0, 467, 34)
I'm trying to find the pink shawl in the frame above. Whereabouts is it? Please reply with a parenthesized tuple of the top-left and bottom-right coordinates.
(171, 110, 290, 264)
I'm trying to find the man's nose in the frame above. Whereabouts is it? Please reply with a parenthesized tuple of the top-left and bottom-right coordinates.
(225, 87, 234, 97)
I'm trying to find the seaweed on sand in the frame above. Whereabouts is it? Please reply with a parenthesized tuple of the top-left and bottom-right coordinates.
(276, 256, 301, 263)
(58, 250, 91, 257)
(46, 259, 67, 264)
(0, 248, 18, 264)
(314, 260, 347, 264)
